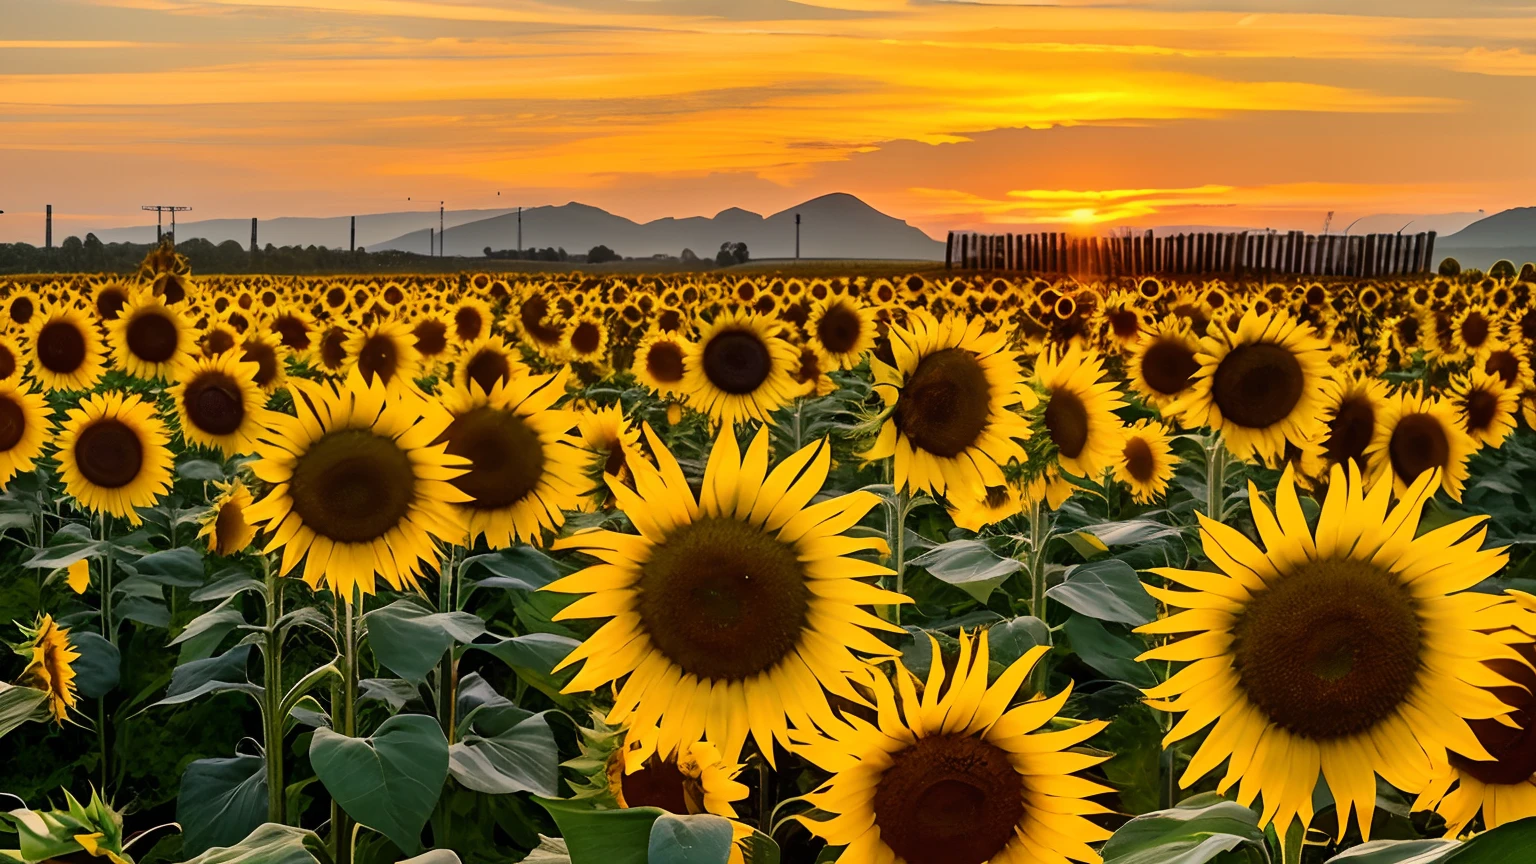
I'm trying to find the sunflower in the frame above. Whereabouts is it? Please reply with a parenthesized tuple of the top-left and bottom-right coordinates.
(1115, 419, 1178, 503)
(344, 320, 421, 395)
(244, 373, 470, 598)
(1032, 344, 1127, 484)
(198, 479, 257, 556)
(1169, 309, 1330, 465)
(1137, 464, 1520, 841)
(1452, 305, 1497, 359)
(682, 312, 800, 428)
(150, 271, 194, 305)
(793, 629, 1110, 864)
(0, 335, 21, 384)
(563, 314, 610, 367)
(454, 336, 527, 397)
(3, 290, 40, 333)
(632, 331, 689, 398)
(1299, 372, 1389, 481)
(1366, 389, 1475, 502)
(27, 306, 106, 392)
(109, 295, 190, 381)
(1448, 369, 1519, 450)
(948, 483, 1021, 532)
(314, 325, 352, 376)
(17, 615, 81, 723)
(197, 321, 240, 358)
(607, 730, 750, 818)
(0, 379, 50, 486)
(239, 331, 289, 395)
(170, 353, 269, 457)
(434, 371, 586, 548)
(546, 426, 908, 764)
(808, 296, 877, 371)
(267, 304, 317, 361)
(1127, 320, 1202, 413)
(450, 297, 494, 345)
(865, 311, 1033, 497)
(55, 391, 174, 524)
(576, 403, 645, 510)
(92, 282, 133, 322)
(408, 310, 454, 370)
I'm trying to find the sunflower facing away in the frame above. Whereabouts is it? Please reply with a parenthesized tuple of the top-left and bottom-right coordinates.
(245, 372, 470, 598)
(434, 371, 587, 548)
(17, 614, 81, 723)
(1137, 464, 1521, 841)
(109, 294, 190, 381)
(547, 425, 908, 764)
(793, 630, 1111, 864)
(170, 353, 270, 457)
(865, 311, 1033, 497)
(0, 379, 51, 487)
(682, 312, 800, 427)
(27, 306, 106, 392)
(55, 391, 174, 524)
(1366, 389, 1475, 502)
(198, 479, 257, 556)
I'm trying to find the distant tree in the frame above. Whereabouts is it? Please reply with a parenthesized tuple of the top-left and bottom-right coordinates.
(680, 248, 698, 263)
(1490, 259, 1517, 280)
(586, 244, 621, 264)
(1438, 257, 1462, 277)
(715, 241, 750, 266)
(1521, 262, 1536, 282)
(484, 246, 494, 257)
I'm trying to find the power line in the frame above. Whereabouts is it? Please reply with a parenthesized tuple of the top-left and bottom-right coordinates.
(141, 205, 192, 244)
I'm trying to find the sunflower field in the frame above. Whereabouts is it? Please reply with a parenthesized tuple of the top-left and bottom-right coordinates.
(4, 242, 1536, 864)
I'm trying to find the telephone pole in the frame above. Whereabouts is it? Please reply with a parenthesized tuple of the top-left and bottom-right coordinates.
(517, 206, 522, 254)
(439, 202, 445, 258)
(795, 213, 802, 261)
(142, 205, 191, 245)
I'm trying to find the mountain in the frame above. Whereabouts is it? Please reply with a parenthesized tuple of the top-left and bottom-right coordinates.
(1436, 207, 1536, 268)
(373, 193, 945, 260)
(89, 209, 515, 251)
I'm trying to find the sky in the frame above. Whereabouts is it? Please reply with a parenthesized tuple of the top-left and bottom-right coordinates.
(2, 0, 1534, 244)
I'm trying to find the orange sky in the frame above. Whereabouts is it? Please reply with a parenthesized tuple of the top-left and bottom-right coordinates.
(2, 0, 1534, 243)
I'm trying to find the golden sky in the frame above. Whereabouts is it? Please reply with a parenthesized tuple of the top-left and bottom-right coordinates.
(2, 0, 1534, 243)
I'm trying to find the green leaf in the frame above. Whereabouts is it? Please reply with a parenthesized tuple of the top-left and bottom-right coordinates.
(535, 798, 660, 864)
(909, 539, 1023, 603)
(1063, 613, 1156, 688)
(191, 571, 263, 603)
(1076, 519, 1186, 547)
(399, 852, 464, 864)
(177, 754, 269, 857)
(359, 677, 422, 713)
(172, 605, 246, 663)
(1047, 559, 1158, 626)
(154, 644, 262, 708)
(468, 632, 581, 677)
(129, 546, 207, 586)
(25, 524, 101, 569)
(365, 598, 486, 683)
(69, 631, 121, 699)
(462, 546, 563, 596)
(739, 828, 781, 864)
(449, 709, 560, 796)
(114, 593, 172, 628)
(648, 813, 734, 864)
(1441, 815, 1536, 860)
(310, 714, 449, 855)
(986, 616, 1051, 669)
(523, 836, 573, 864)
(1323, 839, 1454, 863)
(179, 823, 324, 864)
(0, 682, 48, 739)
(1101, 793, 1269, 864)
(178, 459, 227, 481)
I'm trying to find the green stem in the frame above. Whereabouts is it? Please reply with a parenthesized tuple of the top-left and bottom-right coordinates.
(1027, 499, 1049, 620)
(333, 592, 359, 864)
(1205, 436, 1229, 522)
(97, 512, 113, 794)
(436, 547, 460, 744)
(883, 488, 910, 624)
(263, 555, 285, 825)
(791, 400, 804, 452)
(756, 753, 775, 833)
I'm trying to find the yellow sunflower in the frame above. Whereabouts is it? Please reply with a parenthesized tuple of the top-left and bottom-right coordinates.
(170, 353, 270, 457)
(682, 312, 800, 427)
(608, 732, 750, 818)
(1115, 419, 1179, 503)
(239, 331, 289, 395)
(546, 426, 908, 764)
(244, 373, 470, 598)
(266, 304, 317, 362)
(807, 295, 877, 371)
(575, 403, 646, 510)
(109, 295, 190, 381)
(196, 321, 240, 358)
(1299, 371, 1389, 482)
(3, 290, 41, 333)
(344, 320, 422, 395)
(793, 629, 1111, 864)
(1137, 464, 1520, 842)
(434, 371, 587, 548)
(947, 483, 1021, 533)
(563, 313, 610, 367)
(0, 379, 50, 487)
(1366, 389, 1475, 502)
(55, 391, 174, 524)
(1169, 309, 1330, 464)
(17, 614, 81, 723)
(27, 306, 106, 392)
(1448, 368, 1519, 450)
(408, 310, 454, 370)
(454, 335, 527, 397)
(1032, 343, 1127, 484)
(450, 297, 494, 345)
(865, 311, 1034, 497)
(632, 330, 689, 398)
(0, 335, 23, 384)
(198, 479, 257, 556)
(314, 325, 352, 376)
(1127, 319, 1202, 414)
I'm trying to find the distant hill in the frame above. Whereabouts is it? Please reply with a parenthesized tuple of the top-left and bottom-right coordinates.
(90, 209, 515, 251)
(374, 193, 946, 261)
(1437, 207, 1536, 268)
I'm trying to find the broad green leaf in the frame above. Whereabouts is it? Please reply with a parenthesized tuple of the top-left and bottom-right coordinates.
(0, 682, 48, 739)
(69, 631, 121, 699)
(909, 539, 1022, 603)
(310, 714, 449, 855)
(180, 823, 324, 864)
(1076, 519, 1186, 547)
(449, 710, 560, 796)
(1323, 839, 1454, 863)
(468, 632, 581, 678)
(1047, 559, 1158, 626)
(171, 605, 246, 663)
(462, 546, 563, 597)
(1441, 815, 1536, 860)
(114, 593, 172, 629)
(399, 852, 464, 864)
(178, 754, 268, 857)
(191, 571, 263, 603)
(536, 798, 660, 864)
(359, 677, 422, 713)
(25, 524, 101, 570)
(1101, 793, 1268, 864)
(129, 546, 207, 586)
(986, 615, 1051, 669)
(154, 644, 262, 708)
(1063, 614, 1157, 688)
(648, 813, 734, 864)
(523, 835, 573, 864)
(739, 828, 781, 864)
(365, 598, 486, 683)
(178, 459, 227, 481)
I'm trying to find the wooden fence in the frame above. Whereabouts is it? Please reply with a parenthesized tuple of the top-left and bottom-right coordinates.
(945, 230, 1438, 279)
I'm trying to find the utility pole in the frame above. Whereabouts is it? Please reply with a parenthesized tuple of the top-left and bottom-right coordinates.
(517, 206, 522, 254)
(45, 205, 52, 249)
(439, 202, 445, 258)
(795, 213, 801, 261)
(142, 205, 191, 246)
(350, 216, 356, 252)
(429, 228, 435, 256)
(250, 217, 258, 254)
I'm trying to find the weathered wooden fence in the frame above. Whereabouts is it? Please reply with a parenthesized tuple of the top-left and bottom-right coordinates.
(945, 230, 1438, 279)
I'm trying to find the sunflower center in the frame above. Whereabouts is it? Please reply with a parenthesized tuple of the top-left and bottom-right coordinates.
(11, 297, 35, 324)
(1123, 436, 1156, 482)
(1108, 309, 1141, 339)
(571, 322, 602, 355)
(413, 320, 448, 357)
(1389, 413, 1450, 484)
(0, 344, 16, 380)
(465, 350, 511, 395)
(1396, 317, 1420, 346)
(1323, 394, 1376, 471)
(619, 755, 703, 814)
(1232, 557, 1422, 740)
(0, 394, 27, 452)
(894, 348, 991, 458)
(319, 330, 349, 370)
(872, 734, 1023, 864)
(604, 440, 628, 477)
(202, 329, 236, 357)
(74, 420, 144, 489)
(37, 321, 87, 374)
(273, 316, 311, 351)
(356, 334, 400, 384)
(1140, 338, 1200, 396)
(438, 406, 544, 510)
(1045, 388, 1090, 459)
(215, 501, 249, 555)
(1461, 313, 1490, 349)
(638, 516, 808, 681)
(1211, 342, 1304, 429)
(241, 342, 279, 388)
(184, 372, 246, 436)
(289, 429, 416, 543)
(1451, 644, 1536, 785)
(646, 342, 685, 384)
(127, 311, 179, 363)
(97, 289, 128, 320)
(1465, 387, 1500, 434)
(816, 304, 863, 354)
(701, 329, 772, 395)
(455, 307, 484, 341)
(1486, 351, 1520, 388)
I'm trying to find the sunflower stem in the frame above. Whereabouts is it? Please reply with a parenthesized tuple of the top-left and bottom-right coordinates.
(1205, 436, 1229, 523)
(333, 590, 359, 864)
(1027, 499, 1049, 620)
(262, 554, 286, 825)
(96, 512, 114, 794)
(437, 545, 460, 744)
(883, 488, 910, 624)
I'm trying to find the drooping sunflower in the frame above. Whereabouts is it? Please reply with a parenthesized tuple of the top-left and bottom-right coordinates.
(55, 391, 174, 524)
(454, 335, 527, 397)
(434, 371, 587, 548)
(1137, 464, 1520, 841)
(109, 295, 190, 381)
(793, 630, 1111, 864)
(244, 373, 470, 598)
(344, 320, 421, 395)
(170, 353, 269, 457)
(807, 295, 877, 371)
(948, 483, 1021, 533)
(1169, 309, 1330, 464)
(197, 479, 257, 556)
(865, 311, 1034, 497)
(1031, 343, 1127, 485)
(1366, 389, 1475, 502)
(1114, 419, 1179, 503)
(27, 306, 106, 392)
(1127, 319, 1202, 413)
(1448, 368, 1519, 450)
(682, 312, 800, 428)
(632, 330, 689, 398)
(547, 426, 908, 764)
(17, 615, 81, 723)
(0, 379, 50, 486)
(575, 403, 646, 510)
